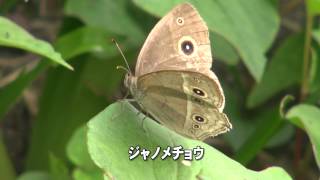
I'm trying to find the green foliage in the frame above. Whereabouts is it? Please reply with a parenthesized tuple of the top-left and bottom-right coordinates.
(64, 0, 147, 45)
(286, 104, 320, 168)
(67, 126, 103, 180)
(247, 34, 304, 108)
(0, 0, 320, 179)
(87, 102, 291, 179)
(0, 17, 72, 70)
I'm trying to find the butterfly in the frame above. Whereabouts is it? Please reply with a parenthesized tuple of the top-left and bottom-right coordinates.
(121, 3, 231, 140)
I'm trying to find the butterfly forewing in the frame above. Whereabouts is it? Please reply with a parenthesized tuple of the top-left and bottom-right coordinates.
(135, 3, 212, 78)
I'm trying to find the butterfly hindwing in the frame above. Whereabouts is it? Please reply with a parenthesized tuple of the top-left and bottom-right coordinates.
(136, 71, 231, 140)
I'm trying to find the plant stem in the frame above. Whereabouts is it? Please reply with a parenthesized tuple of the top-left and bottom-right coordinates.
(301, 15, 313, 100)
(295, 13, 313, 172)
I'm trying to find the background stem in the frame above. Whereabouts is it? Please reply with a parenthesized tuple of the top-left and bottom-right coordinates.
(295, 13, 313, 173)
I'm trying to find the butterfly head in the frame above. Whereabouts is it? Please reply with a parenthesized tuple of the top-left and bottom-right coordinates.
(124, 73, 138, 95)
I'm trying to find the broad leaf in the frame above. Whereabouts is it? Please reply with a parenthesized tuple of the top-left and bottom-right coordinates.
(26, 58, 108, 170)
(67, 126, 103, 180)
(64, 0, 146, 44)
(87, 101, 291, 179)
(286, 104, 320, 168)
(247, 34, 304, 108)
(0, 17, 72, 70)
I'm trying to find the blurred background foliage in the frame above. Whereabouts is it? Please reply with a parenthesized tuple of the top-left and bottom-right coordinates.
(0, 0, 319, 179)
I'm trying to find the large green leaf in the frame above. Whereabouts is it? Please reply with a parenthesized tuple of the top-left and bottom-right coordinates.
(64, 0, 146, 44)
(286, 104, 320, 168)
(133, 0, 280, 81)
(55, 27, 116, 60)
(247, 34, 304, 108)
(26, 58, 109, 170)
(67, 126, 103, 180)
(211, 32, 239, 65)
(48, 153, 70, 180)
(87, 101, 291, 179)
(0, 16, 72, 70)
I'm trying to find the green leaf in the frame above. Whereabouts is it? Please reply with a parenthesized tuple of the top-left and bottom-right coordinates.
(234, 108, 285, 164)
(49, 153, 70, 180)
(87, 101, 291, 179)
(286, 104, 320, 168)
(26, 47, 132, 170)
(247, 34, 304, 108)
(26, 58, 109, 170)
(0, 26, 118, 120)
(64, 0, 145, 44)
(66, 125, 103, 180)
(211, 32, 239, 65)
(133, 0, 280, 81)
(224, 86, 294, 155)
(73, 169, 103, 180)
(54, 27, 126, 60)
(67, 126, 103, 180)
(67, 126, 97, 170)
(0, 16, 72, 70)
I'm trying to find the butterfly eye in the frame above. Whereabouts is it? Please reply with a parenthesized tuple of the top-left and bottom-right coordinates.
(192, 87, 206, 97)
(181, 41, 194, 55)
(192, 114, 207, 123)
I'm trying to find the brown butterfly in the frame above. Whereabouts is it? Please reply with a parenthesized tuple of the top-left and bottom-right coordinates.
(122, 3, 232, 140)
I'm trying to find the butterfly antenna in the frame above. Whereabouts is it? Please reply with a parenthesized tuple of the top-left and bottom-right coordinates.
(112, 39, 132, 75)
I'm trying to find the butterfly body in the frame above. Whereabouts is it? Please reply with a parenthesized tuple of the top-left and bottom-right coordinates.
(124, 3, 232, 140)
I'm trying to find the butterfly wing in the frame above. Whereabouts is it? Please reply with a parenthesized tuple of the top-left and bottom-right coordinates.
(135, 3, 212, 77)
(136, 71, 231, 140)
(135, 3, 226, 110)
